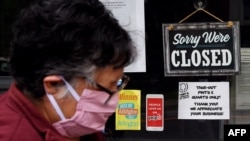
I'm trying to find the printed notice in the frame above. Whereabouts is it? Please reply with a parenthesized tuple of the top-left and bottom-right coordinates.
(236, 63, 250, 110)
(241, 48, 250, 63)
(116, 90, 141, 130)
(178, 82, 229, 119)
(100, 0, 146, 72)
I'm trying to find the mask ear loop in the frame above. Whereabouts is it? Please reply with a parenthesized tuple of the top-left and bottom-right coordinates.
(46, 76, 81, 120)
(59, 76, 80, 101)
(47, 94, 66, 120)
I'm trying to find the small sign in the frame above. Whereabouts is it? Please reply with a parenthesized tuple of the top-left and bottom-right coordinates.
(116, 90, 141, 130)
(162, 21, 240, 76)
(240, 48, 250, 63)
(178, 82, 229, 119)
(146, 94, 164, 131)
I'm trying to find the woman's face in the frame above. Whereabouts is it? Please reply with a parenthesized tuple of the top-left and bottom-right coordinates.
(59, 65, 124, 118)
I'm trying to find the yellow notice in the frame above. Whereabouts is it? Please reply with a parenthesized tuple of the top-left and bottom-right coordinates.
(115, 90, 141, 130)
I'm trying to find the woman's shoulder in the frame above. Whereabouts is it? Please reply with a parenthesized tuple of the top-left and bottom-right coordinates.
(0, 112, 44, 141)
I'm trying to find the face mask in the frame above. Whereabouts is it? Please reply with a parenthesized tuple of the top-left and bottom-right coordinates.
(46, 77, 119, 138)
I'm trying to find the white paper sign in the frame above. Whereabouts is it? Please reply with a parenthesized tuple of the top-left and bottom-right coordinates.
(178, 82, 230, 119)
(236, 63, 250, 110)
(241, 48, 250, 63)
(100, 0, 146, 72)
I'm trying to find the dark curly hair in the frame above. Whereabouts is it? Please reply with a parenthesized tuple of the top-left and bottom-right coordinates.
(10, 0, 137, 98)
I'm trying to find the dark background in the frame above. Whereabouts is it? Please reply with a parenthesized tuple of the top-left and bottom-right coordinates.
(1, 0, 250, 141)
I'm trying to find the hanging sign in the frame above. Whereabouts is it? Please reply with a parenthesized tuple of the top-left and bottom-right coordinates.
(178, 82, 230, 119)
(162, 21, 240, 76)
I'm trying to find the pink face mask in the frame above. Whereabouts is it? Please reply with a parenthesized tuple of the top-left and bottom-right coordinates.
(47, 77, 118, 138)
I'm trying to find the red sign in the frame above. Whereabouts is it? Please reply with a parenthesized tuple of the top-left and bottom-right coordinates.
(146, 94, 164, 131)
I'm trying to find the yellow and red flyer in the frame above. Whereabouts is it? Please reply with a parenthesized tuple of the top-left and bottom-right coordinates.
(115, 90, 141, 130)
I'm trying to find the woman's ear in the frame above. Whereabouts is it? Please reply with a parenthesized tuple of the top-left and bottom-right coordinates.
(43, 75, 62, 95)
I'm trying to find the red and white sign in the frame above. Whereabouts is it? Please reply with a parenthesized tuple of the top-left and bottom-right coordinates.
(146, 94, 164, 131)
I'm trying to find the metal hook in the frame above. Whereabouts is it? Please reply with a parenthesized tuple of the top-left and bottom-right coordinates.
(178, 0, 223, 23)
(193, 0, 207, 10)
